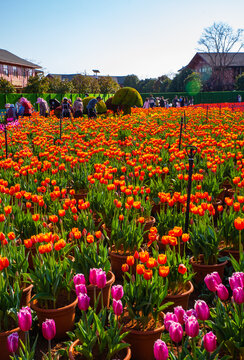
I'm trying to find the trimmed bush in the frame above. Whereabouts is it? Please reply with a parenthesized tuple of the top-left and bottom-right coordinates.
(82, 97, 107, 114)
(105, 97, 119, 113)
(112, 87, 143, 114)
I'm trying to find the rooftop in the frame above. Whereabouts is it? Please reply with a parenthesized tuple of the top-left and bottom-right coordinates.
(0, 49, 42, 68)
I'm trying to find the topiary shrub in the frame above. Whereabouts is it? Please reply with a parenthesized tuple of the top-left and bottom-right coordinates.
(112, 87, 143, 115)
(82, 97, 107, 114)
(105, 97, 119, 113)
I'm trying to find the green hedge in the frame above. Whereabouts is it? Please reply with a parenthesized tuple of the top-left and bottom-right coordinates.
(0, 93, 113, 110)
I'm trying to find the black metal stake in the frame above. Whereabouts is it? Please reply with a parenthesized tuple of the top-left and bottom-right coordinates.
(179, 117, 183, 150)
(206, 105, 209, 121)
(4, 124, 8, 158)
(185, 146, 198, 233)
(60, 117, 62, 140)
(184, 110, 186, 129)
(219, 105, 221, 116)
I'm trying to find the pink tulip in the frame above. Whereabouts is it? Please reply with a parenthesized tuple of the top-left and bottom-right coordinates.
(78, 293, 90, 311)
(153, 339, 169, 360)
(111, 285, 124, 300)
(112, 299, 123, 316)
(18, 307, 32, 332)
(233, 287, 244, 304)
(164, 312, 178, 331)
(185, 316, 199, 337)
(169, 322, 183, 343)
(203, 331, 217, 352)
(73, 273, 86, 286)
(216, 284, 229, 301)
(75, 284, 87, 296)
(229, 272, 244, 291)
(42, 319, 56, 340)
(7, 332, 19, 353)
(89, 268, 98, 285)
(194, 300, 210, 321)
(204, 274, 219, 292)
(174, 306, 185, 324)
(96, 269, 107, 289)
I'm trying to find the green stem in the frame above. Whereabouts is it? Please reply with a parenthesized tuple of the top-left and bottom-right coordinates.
(101, 288, 104, 309)
(192, 338, 196, 360)
(48, 339, 51, 360)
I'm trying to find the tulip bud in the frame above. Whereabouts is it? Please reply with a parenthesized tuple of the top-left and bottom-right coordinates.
(96, 269, 107, 289)
(169, 322, 183, 343)
(233, 287, 244, 304)
(185, 316, 199, 337)
(18, 307, 32, 332)
(78, 293, 90, 311)
(183, 308, 197, 322)
(112, 299, 123, 316)
(211, 272, 222, 284)
(204, 274, 219, 292)
(203, 331, 217, 353)
(42, 319, 56, 340)
(75, 284, 87, 296)
(73, 273, 86, 286)
(153, 339, 169, 360)
(174, 306, 185, 325)
(7, 332, 19, 353)
(216, 284, 229, 301)
(164, 312, 178, 331)
(89, 268, 98, 285)
(229, 272, 244, 291)
(111, 285, 124, 300)
(194, 300, 210, 321)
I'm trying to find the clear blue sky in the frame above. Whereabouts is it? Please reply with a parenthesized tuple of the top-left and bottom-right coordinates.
(1, 0, 244, 79)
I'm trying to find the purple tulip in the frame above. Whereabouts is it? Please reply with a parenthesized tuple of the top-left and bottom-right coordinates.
(96, 269, 107, 289)
(111, 285, 124, 300)
(75, 284, 87, 296)
(18, 307, 32, 332)
(7, 332, 19, 353)
(204, 274, 219, 292)
(211, 272, 222, 284)
(216, 284, 229, 301)
(183, 309, 197, 322)
(112, 299, 123, 316)
(229, 272, 244, 291)
(78, 293, 90, 311)
(185, 316, 199, 337)
(203, 331, 217, 352)
(73, 273, 86, 286)
(169, 322, 183, 343)
(233, 287, 244, 304)
(194, 300, 210, 321)
(89, 268, 98, 285)
(174, 306, 185, 325)
(153, 339, 169, 360)
(164, 312, 178, 331)
(42, 319, 56, 340)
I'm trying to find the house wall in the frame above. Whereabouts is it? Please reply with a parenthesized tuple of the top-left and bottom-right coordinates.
(0, 63, 37, 88)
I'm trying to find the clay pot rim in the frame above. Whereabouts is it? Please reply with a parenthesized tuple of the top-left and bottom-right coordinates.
(87, 270, 115, 289)
(0, 326, 21, 337)
(121, 312, 164, 336)
(22, 283, 34, 292)
(166, 281, 194, 299)
(190, 256, 228, 268)
(31, 292, 78, 313)
(109, 248, 134, 258)
(69, 339, 131, 360)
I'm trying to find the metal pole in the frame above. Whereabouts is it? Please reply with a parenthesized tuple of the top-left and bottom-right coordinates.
(60, 116, 62, 140)
(206, 105, 208, 121)
(184, 110, 186, 129)
(219, 105, 221, 116)
(4, 124, 8, 158)
(185, 146, 198, 233)
(179, 117, 183, 150)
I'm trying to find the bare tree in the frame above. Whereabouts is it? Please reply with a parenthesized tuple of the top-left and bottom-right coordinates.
(198, 22, 244, 89)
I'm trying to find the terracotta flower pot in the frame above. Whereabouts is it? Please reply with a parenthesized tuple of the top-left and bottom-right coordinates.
(87, 271, 115, 311)
(219, 248, 239, 262)
(161, 281, 194, 312)
(190, 256, 228, 283)
(68, 339, 131, 360)
(74, 189, 88, 203)
(31, 293, 78, 339)
(109, 250, 136, 281)
(142, 216, 156, 242)
(0, 327, 24, 360)
(20, 283, 33, 307)
(122, 314, 164, 360)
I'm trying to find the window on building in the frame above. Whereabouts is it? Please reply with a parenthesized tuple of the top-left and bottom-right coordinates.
(13, 66, 18, 77)
(29, 69, 33, 77)
(22, 68, 26, 77)
(3, 65, 8, 76)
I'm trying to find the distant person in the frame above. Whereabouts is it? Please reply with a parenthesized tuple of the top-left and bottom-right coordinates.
(172, 95, 178, 107)
(6, 104, 17, 121)
(237, 94, 242, 102)
(49, 98, 60, 111)
(143, 98, 150, 109)
(149, 94, 155, 108)
(160, 96, 165, 107)
(189, 96, 194, 106)
(180, 96, 185, 107)
(15, 97, 22, 114)
(21, 98, 32, 117)
(73, 97, 84, 118)
(87, 96, 102, 118)
(61, 97, 72, 118)
(36, 97, 50, 117)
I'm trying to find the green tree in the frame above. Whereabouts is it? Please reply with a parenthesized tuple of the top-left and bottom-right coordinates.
(123, 75, 140, 89)
(184, 72, 202, 95)
(98, 76, 120, 94)
(0, 78, 15, 93)
(235, 72, 244, 90)
(72, 75, 92, 93)
(168, 68, 193, 92)
(47, 76, 74, 93)
(154, 75, 172, 92)
(24, 75, 49, 93)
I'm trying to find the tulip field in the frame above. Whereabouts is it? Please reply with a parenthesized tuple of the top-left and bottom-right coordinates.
(0, 104, 244, 360)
